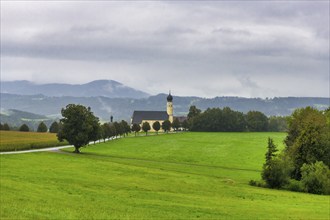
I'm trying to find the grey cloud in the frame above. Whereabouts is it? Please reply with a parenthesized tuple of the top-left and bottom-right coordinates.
(1, 1, 329, 98)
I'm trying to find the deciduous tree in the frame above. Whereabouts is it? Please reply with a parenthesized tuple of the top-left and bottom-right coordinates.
(49, 121, 59, 133)
(131, 123, 141, 136)
(246, 111, 268, 131)
(37, 122, 48, 132)
(162, 120, 171, 133)
(172, 118, 180, 131)
(19, 124, 29, 132)
(285, 107, 330, 179)
(57, 104, 100, 153)
(142, 122, 151, 136)
(3, 123, 10, 131)
(152, 121, 160, 134)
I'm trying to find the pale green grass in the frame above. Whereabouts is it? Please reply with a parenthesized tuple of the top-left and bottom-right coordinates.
(1, 132, 329, 219)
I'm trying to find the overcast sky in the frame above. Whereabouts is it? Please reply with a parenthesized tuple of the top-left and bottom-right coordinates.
(1, 1, 329, 98)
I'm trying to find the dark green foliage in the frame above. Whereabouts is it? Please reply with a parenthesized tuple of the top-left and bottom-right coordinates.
(162, 120, 171, 133)
(172, 118, 180, 131)
(49, 121, 59, 133)
(19, 124, 29, 132)
(181, 120, 189, 131)
(101, 123, 110, 142)
(3, 123, 10, 131)
(0, 123, 3, 130)
(285, 179, 303, 192)
(246, 111, 268, 131)
(120, 120, 131, 136)
(262, 139, 291, 188)
(285, 107, 330, 179)
(190, 107, 246, 132)
(37, 122, 48, 132)
(152, 121, 161, 134)
(187, 105, 201, 120)
(57, 104, 100, 153)
(268, 116, 288, 132)
(131, 123, 141, 136)
(113, 122, 123, 137)
(90, 119, 101, 144)
(262, 157, 291, 188)
(300, 161, 330, 195)
(142, 122, 151, 135)
(265, 138, 278, 166)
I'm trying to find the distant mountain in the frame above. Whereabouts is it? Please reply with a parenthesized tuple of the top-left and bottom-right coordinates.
(0, 109, 54, 130)
(1, 93, 329, 122)
(1, 80, 150, 99)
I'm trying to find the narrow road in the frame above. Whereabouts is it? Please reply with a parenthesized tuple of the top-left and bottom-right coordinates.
(0, 145, 73, 155)
(0, 138, 118, 155)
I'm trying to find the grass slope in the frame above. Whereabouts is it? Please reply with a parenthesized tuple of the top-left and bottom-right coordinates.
(1, 132, 329, 219)
(0, 131, 68, 152)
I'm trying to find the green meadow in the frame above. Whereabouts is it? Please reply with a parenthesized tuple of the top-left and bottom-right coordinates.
(1, 132, 329, 219)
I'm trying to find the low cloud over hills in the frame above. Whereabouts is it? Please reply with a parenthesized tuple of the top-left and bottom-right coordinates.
(1, 80, 150, 99)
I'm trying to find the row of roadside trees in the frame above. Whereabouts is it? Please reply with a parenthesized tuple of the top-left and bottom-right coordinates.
(131, 119, 173, 136)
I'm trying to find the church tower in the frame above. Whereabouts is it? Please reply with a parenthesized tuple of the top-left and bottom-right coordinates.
(167, 91, 173, 123)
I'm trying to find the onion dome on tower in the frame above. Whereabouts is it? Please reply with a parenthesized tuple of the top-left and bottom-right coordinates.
(167, 91, 173, 102)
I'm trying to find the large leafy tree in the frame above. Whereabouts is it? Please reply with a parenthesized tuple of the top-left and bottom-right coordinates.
(142, 122, 151, 136)
(37, 122, 48, 132)
(152, 121, 161, 134)
(187, 105, 201, 120)
(285, 107, 330, 179)
(57, 104, 100, 153)
(246, 111, 268, 131)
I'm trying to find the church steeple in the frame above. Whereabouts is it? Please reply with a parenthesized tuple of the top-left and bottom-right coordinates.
(167, 91, 173, 123)
(167, 90, 173, 102)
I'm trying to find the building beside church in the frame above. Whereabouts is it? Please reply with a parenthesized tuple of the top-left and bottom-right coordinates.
(131, 92, 174, 131)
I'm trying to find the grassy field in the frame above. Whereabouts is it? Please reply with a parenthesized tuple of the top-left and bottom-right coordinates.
(0, 130, 68, 152)
(1, 132, 329, 219)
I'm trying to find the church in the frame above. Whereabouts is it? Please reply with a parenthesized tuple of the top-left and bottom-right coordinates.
(131, 92, 174, 131)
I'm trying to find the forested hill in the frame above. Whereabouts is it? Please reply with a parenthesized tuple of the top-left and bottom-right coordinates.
(1, 93, 328, 122)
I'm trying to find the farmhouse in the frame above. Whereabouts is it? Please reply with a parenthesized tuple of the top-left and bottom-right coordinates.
(131, 92, 175, 131)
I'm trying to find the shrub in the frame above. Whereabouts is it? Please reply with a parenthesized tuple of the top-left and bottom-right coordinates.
(300, 161, 330, 195)
(285, 179, 303, 192)
(249, 180, 257, 186)
(262, 157, 292, 188)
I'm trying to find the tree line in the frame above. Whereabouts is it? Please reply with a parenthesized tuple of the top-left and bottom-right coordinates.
(187, 106, 288, 132)
(0, 121, 60, 133)
(250, 107, 330, 195)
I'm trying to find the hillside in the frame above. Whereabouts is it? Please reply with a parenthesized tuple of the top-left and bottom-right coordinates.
(1, 133, 329, 219)
(0, 93, 329, 121)
(0, 109, 53, 130)
(1, 80, 150, 99)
